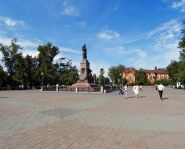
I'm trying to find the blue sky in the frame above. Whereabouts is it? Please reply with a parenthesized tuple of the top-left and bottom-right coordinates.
(0, 0, 185, 76)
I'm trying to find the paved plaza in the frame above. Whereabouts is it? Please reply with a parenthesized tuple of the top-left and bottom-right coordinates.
(0, 87, 185, 149)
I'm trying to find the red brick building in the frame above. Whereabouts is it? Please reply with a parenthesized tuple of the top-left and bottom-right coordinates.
(122, 67, 136, 84)
(122, 67, 169, 84)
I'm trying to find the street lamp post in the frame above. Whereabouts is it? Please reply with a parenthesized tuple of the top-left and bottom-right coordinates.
(100, 66, 105, 85)
(100, 66, 105, 93)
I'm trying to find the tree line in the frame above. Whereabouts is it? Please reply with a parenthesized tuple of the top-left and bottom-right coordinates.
(0, 39, 111, 89)
(0, 40, 79, 89)
(0, 20, 185, 89)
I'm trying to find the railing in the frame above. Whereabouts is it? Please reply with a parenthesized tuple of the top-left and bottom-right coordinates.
(59, 86, 75, 92)
(42, 85, 101, 92)
(42, 85, 118, 93)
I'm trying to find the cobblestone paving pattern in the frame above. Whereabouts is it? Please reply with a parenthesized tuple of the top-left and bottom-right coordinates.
(0, 87, 185, 148)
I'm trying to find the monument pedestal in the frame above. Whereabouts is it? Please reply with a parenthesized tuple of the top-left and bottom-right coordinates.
(72, 82, 98, 92)
(71, 44, 99, 92)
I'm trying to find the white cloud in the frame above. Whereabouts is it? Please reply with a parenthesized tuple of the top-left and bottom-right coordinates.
(145, 44, 180, 69)
(144, 20, 181, 68)
(0, 16, 24, 27)
(163, 42, 180, 61)
(147, 20, 181, 38)
(22, 50, 39, 57)
(59, 46, 80, 54)
(0, 36, 42, 58)
(126, 48, 149, 69)
(147, 20, 181, 53)
(104, 46, 139, 56)
(171, 0, 185, 12)
(94, 19, 181, 70)
(61, 0, 79, 16)
(0, 37, 12, 45)
(18, 39, 42, 49)
(127, 46, 179, 70)
(98, 29, 120, 40)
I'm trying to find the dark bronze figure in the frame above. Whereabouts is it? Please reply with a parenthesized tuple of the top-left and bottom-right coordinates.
(82, 44, 87, 60)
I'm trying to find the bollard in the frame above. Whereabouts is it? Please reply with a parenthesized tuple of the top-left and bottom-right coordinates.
(75, 87, 78, 92)
(56, 84, 59, 92)
(101, 86, 104, 93)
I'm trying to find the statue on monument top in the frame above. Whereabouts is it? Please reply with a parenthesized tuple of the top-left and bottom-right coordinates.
(82, 44, 87, 60)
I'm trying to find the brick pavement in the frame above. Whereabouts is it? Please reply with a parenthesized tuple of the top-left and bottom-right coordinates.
(0, 87, 185, 149)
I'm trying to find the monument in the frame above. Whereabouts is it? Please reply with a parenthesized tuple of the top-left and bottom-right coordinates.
(72, 44, 97, 91)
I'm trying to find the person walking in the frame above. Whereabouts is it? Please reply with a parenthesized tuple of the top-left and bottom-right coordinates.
(157, 83, 164, 100)
(124, 84, 128, 99)
(133, 84, 140, 98)
(119, 85, 124, 95)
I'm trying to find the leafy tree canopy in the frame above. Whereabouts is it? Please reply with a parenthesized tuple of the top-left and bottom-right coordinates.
(108, 64, 125, 84)
(135, 69, 148, 85)
(178, 20, 185, 62)
(0, 39, 22, 75)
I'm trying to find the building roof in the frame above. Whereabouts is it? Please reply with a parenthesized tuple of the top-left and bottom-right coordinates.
(123, 68, 169, 74)
(144, 70, 168, 74)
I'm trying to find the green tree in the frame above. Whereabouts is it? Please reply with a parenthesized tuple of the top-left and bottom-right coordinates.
(167, 61, 185, 84)
(121, 78, 128, 85)
(0, 65, 8, 89)
(57, 59, 78, 85)
(155, 79, 171, 86)
(13, 53, 27, 88)
(108, 64, 125, 84)
(0, 39, 23, 88)
(92, 74, 97, 84)
(99, 74, 104, 86)
(104, 77, 110, 84)
(0, 39, 22, 75)
(179, 20, 185, 62)
(167, 60, 180, 82)
(66, 69, 78, 85)
(24, 55, 38, 89)
(37, 43, 59, 85)
(135, 69, 148, 85)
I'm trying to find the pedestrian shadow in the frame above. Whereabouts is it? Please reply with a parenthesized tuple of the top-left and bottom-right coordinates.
(162, 97, 169, 100)
(126, 96, 135, 99)
(138, 96, 146, 98)
(0, 97, 10, 98)
(126, 96, 146, 99)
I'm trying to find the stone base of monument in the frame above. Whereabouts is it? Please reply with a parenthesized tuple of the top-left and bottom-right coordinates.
(71, 82, 99, 92)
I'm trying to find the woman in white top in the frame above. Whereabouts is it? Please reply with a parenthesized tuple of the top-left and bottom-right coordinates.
(133, 85, 140, 98)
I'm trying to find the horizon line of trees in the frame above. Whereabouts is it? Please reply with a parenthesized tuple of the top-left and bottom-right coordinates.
(0, 39, 79, 89)
(0, 39, 111, 89)
(0, 20, 185, 89)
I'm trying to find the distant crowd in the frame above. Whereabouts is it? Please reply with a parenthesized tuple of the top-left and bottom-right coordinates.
(119, 83, 165, 100)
